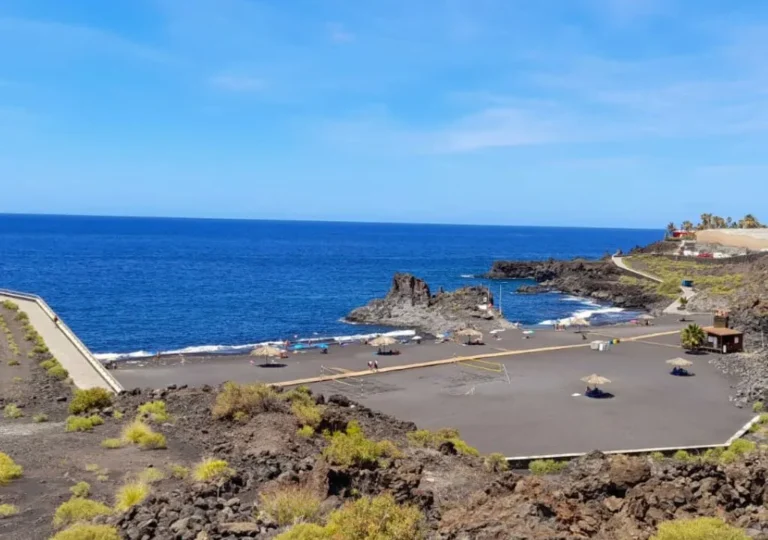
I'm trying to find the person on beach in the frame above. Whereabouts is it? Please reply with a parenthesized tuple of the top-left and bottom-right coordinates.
(367, 360, 373, 370)
(373, 360, 379, 371)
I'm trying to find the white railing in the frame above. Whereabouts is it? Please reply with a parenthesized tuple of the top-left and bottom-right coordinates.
(0, 288, 123, 393)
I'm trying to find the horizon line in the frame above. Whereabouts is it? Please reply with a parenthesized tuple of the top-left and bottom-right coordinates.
(0, 211, 665, 232)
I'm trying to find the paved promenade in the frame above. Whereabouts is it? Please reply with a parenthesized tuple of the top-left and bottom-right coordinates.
(0, 292, 122, 392)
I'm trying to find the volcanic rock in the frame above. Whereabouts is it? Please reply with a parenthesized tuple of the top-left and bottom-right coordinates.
(346, 273, 509, 335)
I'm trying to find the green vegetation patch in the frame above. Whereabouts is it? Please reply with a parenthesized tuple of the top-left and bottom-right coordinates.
(529, 459, 568, 475)
(651, 516, 748, 540)
(50, 524, 120, 540)
(53, 498, 112, 528)
(70, 388, 113, 415)
(407, 427, 480, 457)
(192, 458, 233, 483)
(260, 485, 323, 526)
(323, 421, 402, 468)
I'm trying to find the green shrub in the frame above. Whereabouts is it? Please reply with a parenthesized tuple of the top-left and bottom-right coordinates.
(32, 413, 48, 423)
(702, 448, 724, 463)
(672, 450, 692, 462)
(53, 498, 112, 528)
(137, 400, 170, 423)
(65, 415, 103, 432)
(484, 453, 509, 472)
(297, 425, 314, 438)
(114, 482, 150, 512)
(0, 503, 19, 518)
(728, 439, 756, 456)
(719, 450, 739, 464)
(291, 401, 322, 428)
(138, 467, 165, 484)
(47, 364, 69, 380)
(754, 401, 765, 413)
(2, 300, 18, 311)
(121, 420, 165, 449)
(650, 451, 665, 462)
(50, 524, 120, 540)
(39, 359, 58, 370)
(275, 523, 329, 539)
(138, 431, 167, 450)
(84, 464, 101, 473)
(0, 452, 23, 484)
(324, 493, 425, 539)
(101, 438, 123, 449)
(12, 376, 22, 383)
(323, 421, 401, 468)
(170, 464, 189, 479)
(7, 358, 19, 366)
(529, 459, 568, 475)
(260, 485, 323, 526)
(70, 481, 91, 498)
(3, 404, 23, 419)
(192, 458, 233, 483)
(112, 410, 124, 420)
(212, 381, 285, 420)
(233, 411, 248, 423)
(651, 516, 748, 540)
(33, 343, 50, 355)
(406, 428, 479, 456)
(70, 388, 113, 415)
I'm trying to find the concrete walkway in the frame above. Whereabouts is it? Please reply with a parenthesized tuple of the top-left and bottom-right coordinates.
(0, 291, 122, 392)
(612, 256, 697, 315)
(612, 255, 662, 282)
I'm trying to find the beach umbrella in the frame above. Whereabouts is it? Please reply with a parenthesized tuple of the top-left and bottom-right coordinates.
(581, 374, 611, 386)
(411, 335, 422, 341)
(522, 330, 535, 335)
(666, 357, 693, 367)
(638, 314, 655, 320)
(369, 336, 397, 348)
(250, 345, 284, 364)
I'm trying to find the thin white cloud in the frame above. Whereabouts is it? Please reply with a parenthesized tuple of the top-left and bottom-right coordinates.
(209, 74, 265, 92)
(0, 16, 170, 63)
(327, 22, 355, 43)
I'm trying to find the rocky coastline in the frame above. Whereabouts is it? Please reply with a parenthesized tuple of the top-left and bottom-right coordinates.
(485, 258, 665, 310)
(346, 273, 509, 335)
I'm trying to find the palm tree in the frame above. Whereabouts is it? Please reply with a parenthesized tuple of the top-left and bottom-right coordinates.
(742, 214, 762, 229)
(681, 220, 694, 232)
(712, 216, 726, 229)
(681, 323, 706, 351)
(726, 216, 733, 228)
(666, 222, 676, 237)
(698, 213, 713, 230)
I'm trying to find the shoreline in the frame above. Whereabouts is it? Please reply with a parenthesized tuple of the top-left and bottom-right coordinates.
(95, 293, 643, 363)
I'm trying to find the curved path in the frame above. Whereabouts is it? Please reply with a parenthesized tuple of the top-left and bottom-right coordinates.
(612, 256, 697, 314)
(0, 290, 122, 392)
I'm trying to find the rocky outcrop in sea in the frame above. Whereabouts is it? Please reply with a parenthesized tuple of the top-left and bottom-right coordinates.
(346, 273, 509, 335)
(486, 258, 665, 310)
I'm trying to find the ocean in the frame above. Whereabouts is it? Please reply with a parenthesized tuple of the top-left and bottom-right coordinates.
(0, 214, 662, 359)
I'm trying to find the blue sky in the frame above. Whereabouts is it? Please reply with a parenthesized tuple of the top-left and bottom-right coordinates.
(2, 0, 768, 227)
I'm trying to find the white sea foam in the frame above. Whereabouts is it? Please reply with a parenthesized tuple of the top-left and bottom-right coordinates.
(537, 297, 625, 326)
(94, 329, 417, 362)
(460, 274, 475, 278)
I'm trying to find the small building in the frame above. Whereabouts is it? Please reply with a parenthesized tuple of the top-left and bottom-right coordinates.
(671, 230, 696, 239)
(701, 326, 744, 354)
(702, 311, 744, 353)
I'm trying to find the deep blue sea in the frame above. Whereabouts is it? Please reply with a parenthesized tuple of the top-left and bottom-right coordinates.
(0, 215, 663, 358)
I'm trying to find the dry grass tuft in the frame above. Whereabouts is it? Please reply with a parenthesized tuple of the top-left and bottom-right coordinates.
(260, 485, 323, 526)
(114, 482, 150, 512)
(192, 458, 234, 483)
(53, 498, 112, 528)
(0, 452, 23, 485)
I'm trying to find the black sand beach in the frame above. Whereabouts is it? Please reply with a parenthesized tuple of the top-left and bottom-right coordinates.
(113, 314, 753, 457)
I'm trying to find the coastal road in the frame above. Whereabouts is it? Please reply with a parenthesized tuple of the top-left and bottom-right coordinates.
(0, 291, 122, 392)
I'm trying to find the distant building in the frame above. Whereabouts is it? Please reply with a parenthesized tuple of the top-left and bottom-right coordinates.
(670, 230, 695, 239)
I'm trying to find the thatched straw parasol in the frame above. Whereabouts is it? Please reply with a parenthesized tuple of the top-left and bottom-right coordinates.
(581, 374, 611, 386)
(369, 336, 397, 348)
(250, 345, 284, 364)
(456, 328, 483, 343)
(666, 357, 693, 367)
